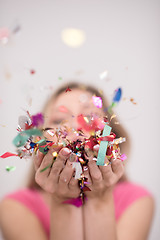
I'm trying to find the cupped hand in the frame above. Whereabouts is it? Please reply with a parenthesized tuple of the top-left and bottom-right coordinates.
(34, 147, 80, 204)
(84, 145, 125, 200)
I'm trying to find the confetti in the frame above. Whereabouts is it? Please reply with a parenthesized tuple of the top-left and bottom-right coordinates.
(31, 113, 44, 127)
(6, 166, 16, 172)
(92, 96, 102, 108)
(99, 70, 108, 80)
(0, 27, 10, 44)
(30, 69, 36, 75)
(65, 87, 71, 92)
(130, 98, 137, 104)
(108, 87, 122, 113)
(63, 196, 83, 207)
(3, 110, 126, 206)
(72, 162, 83, 179)
(0, 124, 6, 127)
(0, 152, 18, 158)
(96, 124, 112, 166)
(110, 114, 116, 121)
(113, 88, 122, 103)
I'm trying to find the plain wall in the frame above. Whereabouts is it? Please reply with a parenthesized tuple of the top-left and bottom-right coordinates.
(0, 0, 160, 239)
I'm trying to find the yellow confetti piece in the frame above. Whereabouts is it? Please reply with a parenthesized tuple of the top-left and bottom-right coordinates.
(84, 117, 89, 123)
(52, 152, 58, 157)
(0, 124, 6, 127)
(110, 114, 116, 121)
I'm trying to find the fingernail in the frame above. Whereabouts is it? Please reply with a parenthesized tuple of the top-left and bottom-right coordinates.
(93, 144, 99, 151)
(69, 153, 77, 162)
(61, 148, 71, 156)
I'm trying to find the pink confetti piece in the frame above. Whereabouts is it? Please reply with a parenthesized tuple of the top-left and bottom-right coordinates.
(0, 27, 10, 41)
(63, 196, 83, 207)
(30, 69, 36, 75)
(120, 154, 127, 161)
(92, 96, 102, 108)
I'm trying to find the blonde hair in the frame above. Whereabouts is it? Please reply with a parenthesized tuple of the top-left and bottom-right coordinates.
(27, 82, 130, 189)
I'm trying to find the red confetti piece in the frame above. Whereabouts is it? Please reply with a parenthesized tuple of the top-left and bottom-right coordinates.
(30, 69, 36, 75)
(77, 114, 105, 132)
(0, 152, 18, 158)
(65, 87, 71, 92)
(83, 186, 91, 192)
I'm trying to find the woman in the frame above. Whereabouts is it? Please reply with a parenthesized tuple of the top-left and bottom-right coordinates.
(0, 82, 154, 240)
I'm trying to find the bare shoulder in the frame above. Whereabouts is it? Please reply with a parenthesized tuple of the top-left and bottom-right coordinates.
(117, 195, 155, 240)
(0, 198, 48, 240)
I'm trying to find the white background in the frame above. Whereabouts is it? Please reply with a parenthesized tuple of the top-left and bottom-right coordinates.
(0, 0, 160, 239)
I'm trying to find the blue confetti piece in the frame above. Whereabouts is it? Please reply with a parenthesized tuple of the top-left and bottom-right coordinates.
(113, 88, 122, 103)
(96, 124, 112, 166)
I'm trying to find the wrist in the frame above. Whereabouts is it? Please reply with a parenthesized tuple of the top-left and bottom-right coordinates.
(84, 188, 113, 207)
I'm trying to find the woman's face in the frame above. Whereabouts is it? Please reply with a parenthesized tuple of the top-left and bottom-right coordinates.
(44, 89, 104, 131)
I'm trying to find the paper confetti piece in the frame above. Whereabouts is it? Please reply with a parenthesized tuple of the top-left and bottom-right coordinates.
(96, 124, 112, 166)
(120, 154, 127, 161)
(30, 69, 36, 75)
(40, 163, 52, 172)
(92, 96, 102, 108)
(6, 166, 16, 172)
(72, 162, 82, 179)
(113, 88, 122, 103)
(65, 87, 71, 92)
(110, 114, 116, 121)
(13, 129, 42, 147)
(99, 70, 108, 80)
(130, 98, 137, 104)
(0, 27, 10, 44)
(0, 124, 6, 127)
(0, 152, 18, 158)
(63, 196, 83, 207)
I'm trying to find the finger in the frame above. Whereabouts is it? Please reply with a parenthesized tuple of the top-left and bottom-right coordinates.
(33, 150, 44, 171)
(58, 160, 75, 193)
(111, 159, 124, 179)
(44, 155, 74, 194)
(93, 144, 99, 154)
(99, 162, 113, 182)
(68, 171, 79, 191)
(56, 147, 71, 164)
(83, 166, 92, 187)
(68, 153, 79, 189)
(88, 160, 103, 185)
(38, 150, 54, 176)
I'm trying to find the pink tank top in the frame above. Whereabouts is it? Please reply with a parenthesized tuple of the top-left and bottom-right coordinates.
(4, 181, 152, 239)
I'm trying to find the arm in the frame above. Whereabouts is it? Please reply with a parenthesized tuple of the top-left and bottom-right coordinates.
(83, 189, 117, 240)
(0, 199, 48, 240)
(50, 199, 83, 240)
(35, 148, 84, 240)
(82, 145, 154, 240)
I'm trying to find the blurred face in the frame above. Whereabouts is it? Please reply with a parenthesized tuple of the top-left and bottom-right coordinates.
(44, 89, 104, 132)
